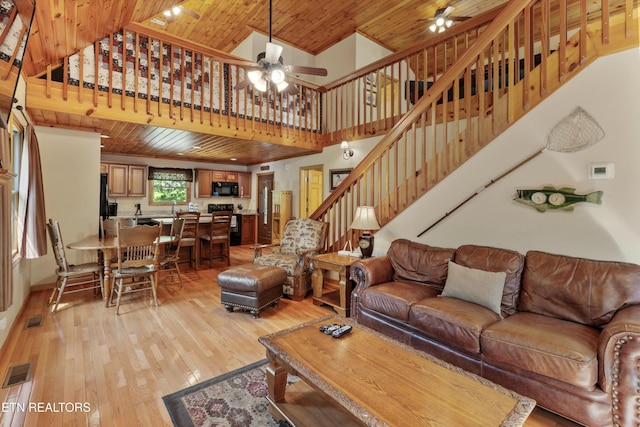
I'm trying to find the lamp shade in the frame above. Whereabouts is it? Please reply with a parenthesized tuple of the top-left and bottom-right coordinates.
(350, 206, 380, 231)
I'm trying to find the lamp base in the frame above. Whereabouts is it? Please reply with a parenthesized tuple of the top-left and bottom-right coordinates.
(358, 234, 374, 258)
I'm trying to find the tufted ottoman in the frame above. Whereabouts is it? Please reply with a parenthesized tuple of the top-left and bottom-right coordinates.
(217, 264, 286, 318)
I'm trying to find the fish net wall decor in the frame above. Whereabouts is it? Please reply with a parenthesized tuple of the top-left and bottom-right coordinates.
(545, 106, 605, 152)
(418, 106, 606, 236)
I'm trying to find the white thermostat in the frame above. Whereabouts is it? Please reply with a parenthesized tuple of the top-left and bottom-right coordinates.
(588, 163, 614, 180)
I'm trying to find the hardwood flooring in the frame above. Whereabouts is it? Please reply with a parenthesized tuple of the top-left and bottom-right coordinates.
(0, 246, 580, 426)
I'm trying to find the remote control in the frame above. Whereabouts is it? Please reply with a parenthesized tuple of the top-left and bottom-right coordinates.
(322, 324, 341, 334)
(332, 325, 352, 338)
(319, 323, 338, 333)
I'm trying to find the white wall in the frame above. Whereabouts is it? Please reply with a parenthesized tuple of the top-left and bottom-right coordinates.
(375, 48, 640, 263)
(31, 127, 103, 284)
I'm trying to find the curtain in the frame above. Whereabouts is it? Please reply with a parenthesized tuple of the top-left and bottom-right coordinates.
(17, 125, 47, 259)
(148, 167, 193, 182)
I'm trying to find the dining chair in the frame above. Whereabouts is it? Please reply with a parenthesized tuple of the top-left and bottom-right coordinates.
(100, 217, 136, 238)
(159, 217, 186, 287)
(199, 211, 232, 267)
(110, 224, 161, 315)
(46, 219, 104, 313)
(176, 211, 201, 270)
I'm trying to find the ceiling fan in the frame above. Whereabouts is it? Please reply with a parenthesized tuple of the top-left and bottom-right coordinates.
(150, 5, 200, 26)
(233, 0, 328, 95)
(418, 6, 470, 33)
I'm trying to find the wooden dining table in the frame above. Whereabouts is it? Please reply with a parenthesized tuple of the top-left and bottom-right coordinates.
(66, 235, 176, 307)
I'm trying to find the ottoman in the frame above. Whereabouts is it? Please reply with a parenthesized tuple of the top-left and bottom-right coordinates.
(217, 264, 286, 318)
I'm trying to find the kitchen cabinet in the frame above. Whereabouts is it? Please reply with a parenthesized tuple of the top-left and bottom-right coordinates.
(196, 169, 246, 198)
(237, 172, 252, 198)
(271, 190, 292, 244)
(241, 214, 257, 245)
(196, 169, 213, 198)
(105, 163, 147, 197)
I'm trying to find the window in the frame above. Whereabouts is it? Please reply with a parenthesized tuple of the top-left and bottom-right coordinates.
(148, 167, 193, 205)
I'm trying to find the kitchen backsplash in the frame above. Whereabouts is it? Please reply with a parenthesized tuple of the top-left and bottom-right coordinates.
(112, 196, 255, 216)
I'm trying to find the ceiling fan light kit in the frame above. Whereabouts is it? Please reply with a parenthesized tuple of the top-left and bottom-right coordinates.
(232, 0, 327, 95)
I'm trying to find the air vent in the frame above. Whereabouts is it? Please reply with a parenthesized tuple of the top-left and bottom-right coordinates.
(25, 316, 43, 329)
(2, 363, 33, 388)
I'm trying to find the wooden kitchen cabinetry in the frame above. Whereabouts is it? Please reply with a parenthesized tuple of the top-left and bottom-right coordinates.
(196, 169, 252, 198)
(103, 163, 147, 197)
(271, 190, 292, 244)
(241, 214, 257, 245)
(196, 169, 213, 198)
(238, 172, 252, 198)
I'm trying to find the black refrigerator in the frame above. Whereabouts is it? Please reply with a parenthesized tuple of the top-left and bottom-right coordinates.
(99, 173, 109, 235)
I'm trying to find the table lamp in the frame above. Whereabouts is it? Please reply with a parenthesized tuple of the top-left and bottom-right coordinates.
(350, 206, 380, 258)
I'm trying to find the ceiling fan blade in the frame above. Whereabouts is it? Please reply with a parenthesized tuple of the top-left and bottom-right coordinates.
(265, 42, 283, 64)
(182, 8, 200, 20)
(441, 6, 455, 17)
(234, 79, 251, 91)
(166, 14, 175, 24)
(449, 16, 471, 22)
(285, 65, 328, 77)
(284, 84, 299, 95)
(224, 58, 260, 68)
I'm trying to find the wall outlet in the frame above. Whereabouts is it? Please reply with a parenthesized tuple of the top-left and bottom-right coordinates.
(0, 317, 7, 330)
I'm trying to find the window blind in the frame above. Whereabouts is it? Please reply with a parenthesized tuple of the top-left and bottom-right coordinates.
(148, 167, 193, 182)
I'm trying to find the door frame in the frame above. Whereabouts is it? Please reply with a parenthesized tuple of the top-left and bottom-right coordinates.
(257, 172, 274, 244)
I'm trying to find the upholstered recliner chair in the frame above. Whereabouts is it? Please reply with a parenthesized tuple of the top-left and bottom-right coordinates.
(253, 218, 328, 301)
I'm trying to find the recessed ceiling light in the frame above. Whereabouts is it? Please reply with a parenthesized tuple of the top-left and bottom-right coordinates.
(100, 144, 104, 148)
(230, 158, 237, 161)
(177, 153, 184, 156)
(100, 134, 110, 138)
(150, 17, 166, 26)
(193, 145, 202, 149)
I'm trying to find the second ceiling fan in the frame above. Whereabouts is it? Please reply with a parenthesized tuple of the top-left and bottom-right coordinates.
(234, 0, 327, 95)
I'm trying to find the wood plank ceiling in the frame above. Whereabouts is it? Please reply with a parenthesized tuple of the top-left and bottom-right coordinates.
(23, 0, 510, 165)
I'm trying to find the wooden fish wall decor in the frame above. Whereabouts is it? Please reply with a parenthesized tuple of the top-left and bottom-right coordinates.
(515, 186, 603, 212)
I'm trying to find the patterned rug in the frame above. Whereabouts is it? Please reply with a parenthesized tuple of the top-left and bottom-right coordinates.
(162, 359, 295, 427)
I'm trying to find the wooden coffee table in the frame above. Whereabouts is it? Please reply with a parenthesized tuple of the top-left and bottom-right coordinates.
(258, 316, 535, 427)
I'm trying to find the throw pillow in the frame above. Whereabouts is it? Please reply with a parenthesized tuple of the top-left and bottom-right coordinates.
(440, 261, 507, 316)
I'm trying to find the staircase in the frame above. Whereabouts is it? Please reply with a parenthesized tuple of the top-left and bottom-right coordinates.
(311, 0, 639, 252)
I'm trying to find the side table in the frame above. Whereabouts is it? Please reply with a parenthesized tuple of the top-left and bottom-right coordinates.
(310, 252, 359, 317)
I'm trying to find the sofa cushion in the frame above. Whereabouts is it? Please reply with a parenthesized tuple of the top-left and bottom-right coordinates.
(520, 250, 640, 326)
(440, 261, 506, 316)
(481, 312, 599, 391)
(454, 245, 525, 316)
(387, 239, 456, 292)
(360, 281, 439, 322)
(410, 297, 501, 354)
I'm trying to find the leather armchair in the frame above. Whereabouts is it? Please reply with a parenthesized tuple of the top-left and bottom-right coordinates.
(252, 218, 328, 301)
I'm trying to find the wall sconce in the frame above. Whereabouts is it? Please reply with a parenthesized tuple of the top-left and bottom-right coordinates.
(350, 206, 380, 258)
(341, 141, 354, 160)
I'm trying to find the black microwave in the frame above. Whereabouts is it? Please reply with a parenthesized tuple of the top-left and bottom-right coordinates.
(212, 181, 239, 196)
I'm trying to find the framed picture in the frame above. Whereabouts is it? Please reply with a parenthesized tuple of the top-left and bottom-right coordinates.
(365, 72, 377, 87)
(364, 87, 377, 107)
(330, 168, 352, 191)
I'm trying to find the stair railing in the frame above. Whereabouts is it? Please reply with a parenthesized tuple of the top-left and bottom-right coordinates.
(312, 0, 636, 252)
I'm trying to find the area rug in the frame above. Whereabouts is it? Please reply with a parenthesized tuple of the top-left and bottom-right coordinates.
(162, 359, 295, 427)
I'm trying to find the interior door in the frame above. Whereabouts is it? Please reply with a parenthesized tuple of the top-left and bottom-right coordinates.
(257, 173, 274, 244)
(299, 166, 323, 218)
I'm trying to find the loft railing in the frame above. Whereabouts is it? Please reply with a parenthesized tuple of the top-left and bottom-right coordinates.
(321, 5, 506, 143)
(312, 0, 639, 252)
(28, 26, 323, 147)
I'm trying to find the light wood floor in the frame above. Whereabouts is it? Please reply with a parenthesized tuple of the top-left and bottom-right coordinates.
(0, 246, 580, 426)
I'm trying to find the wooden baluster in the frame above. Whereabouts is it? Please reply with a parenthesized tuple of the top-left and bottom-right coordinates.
(523, 6, 532, 111)
(78, 47, 83, 104)
(93, 43, 99, 107)
(158, 41, 164, 118)
(558, 0, 567, 82)
(63, 55, 68, 102)
(121, 30, 127, 111)
(601, 0, 609, 45)
(539, 0, 549, 98)
(146, 36, 151, 115)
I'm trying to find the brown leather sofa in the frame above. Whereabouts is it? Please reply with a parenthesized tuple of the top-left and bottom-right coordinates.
(350, 239, 640, 427)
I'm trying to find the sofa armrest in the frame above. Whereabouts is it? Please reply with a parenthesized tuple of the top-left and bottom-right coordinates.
(598, 305, 640, 405)
(350, 255, 393, 291)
